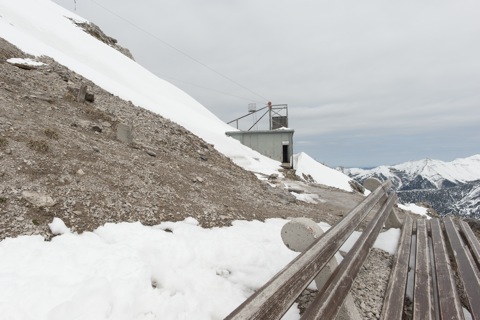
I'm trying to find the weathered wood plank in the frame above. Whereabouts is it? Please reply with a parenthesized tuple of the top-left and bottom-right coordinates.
(430, 218, 464, 320)
(380, 215, 414, 320)
(225, 180, 392, 320)
(413, 219, 434, 320)
(444, 217, 480, 320)
(460, 220, 480, 271)
(301, 193, 397, 319)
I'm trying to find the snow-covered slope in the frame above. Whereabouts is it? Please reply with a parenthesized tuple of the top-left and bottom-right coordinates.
(0, 0, 281, 176)
(294, 152, 353, 192)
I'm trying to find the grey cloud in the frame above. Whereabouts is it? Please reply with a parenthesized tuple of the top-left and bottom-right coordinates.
(52, 0, 480, 166)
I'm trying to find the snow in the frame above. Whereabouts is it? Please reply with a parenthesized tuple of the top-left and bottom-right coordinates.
(319, 223, 401, 255)
(0, 218, 401, 319)
(0, 218, 301, 320)
(398, 203, 431, 219)
(7, 57, 46, 66)
(294, 152, 354, 192)
(48, 217, 72, 235)
(290, 191, 323, 204)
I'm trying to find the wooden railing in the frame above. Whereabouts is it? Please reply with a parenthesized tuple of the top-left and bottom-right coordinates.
(225, 180, 395, 320)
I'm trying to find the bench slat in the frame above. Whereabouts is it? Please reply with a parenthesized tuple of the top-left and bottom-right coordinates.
(460, 220, 480, 271)
(430, 218, 464, 320)
(301, 193, 397, 319)
(413, 219, 434, 320)
(225, 180, 392, 320)
(380, 215, 414, 319)
(444, 217, 480, 320)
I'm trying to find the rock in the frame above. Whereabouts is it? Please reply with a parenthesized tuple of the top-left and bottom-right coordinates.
(287, 187, 304, 194)
(76, 169, 85, 176)
(91, 125, 102, 133)
(146, 150, 157, 157)
(193, 177, 204, 183)
(349, 180, 365, 194)
(269, 173, 279, 181)
(22, 191, 56, 207)
(85, 92, 94, 102)
(75, 120, 91, 129)
(92, 146, 100, 153)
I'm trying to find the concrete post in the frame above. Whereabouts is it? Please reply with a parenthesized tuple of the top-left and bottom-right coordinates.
(116, 123, 133, 144)
(281, 218, 362, 320)
(77, 83, 87, 102)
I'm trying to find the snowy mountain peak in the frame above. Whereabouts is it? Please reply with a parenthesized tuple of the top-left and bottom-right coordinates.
(347, 154, 480, 190)
(344, 154, 480, 218)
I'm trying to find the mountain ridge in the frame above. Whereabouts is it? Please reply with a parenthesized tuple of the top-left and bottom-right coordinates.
(343, 155, 480, 218)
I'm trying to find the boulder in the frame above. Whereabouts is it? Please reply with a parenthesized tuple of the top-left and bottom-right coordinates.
(22, 191, 56, 207)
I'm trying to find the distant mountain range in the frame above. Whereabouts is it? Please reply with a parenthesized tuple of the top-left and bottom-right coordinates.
(342, 155, 480, 219)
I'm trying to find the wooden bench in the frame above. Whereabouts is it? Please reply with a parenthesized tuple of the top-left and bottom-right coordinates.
(382, 216, 480, 319)
(224, 180, 480, 319)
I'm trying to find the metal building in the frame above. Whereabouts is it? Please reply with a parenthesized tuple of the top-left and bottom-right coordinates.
(226, 103, 294, 168)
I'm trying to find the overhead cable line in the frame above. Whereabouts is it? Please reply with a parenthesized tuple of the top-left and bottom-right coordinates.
(88, 0, 269, 102)
(159, 74, 263, 103)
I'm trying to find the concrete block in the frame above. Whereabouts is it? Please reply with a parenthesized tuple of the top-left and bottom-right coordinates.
(116, 123, 133, 144)
(363, 177, 382, 192)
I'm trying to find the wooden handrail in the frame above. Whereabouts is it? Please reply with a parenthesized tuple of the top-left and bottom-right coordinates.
(301, 192, 397, 319)
(225, 180, 393, 320)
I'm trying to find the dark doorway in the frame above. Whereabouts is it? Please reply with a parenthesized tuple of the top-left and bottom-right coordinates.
(282, 145, 289, 163)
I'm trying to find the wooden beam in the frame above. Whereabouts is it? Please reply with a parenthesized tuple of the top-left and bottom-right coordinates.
(460, 220, 480, 271)
(430, 218, 464, 320)
(380, 215, 414, 319)
(301, 193, 397, 319)
(224, 180, 392, 320)
(413, 219, 434, 320)
(444, 217, 480, 320)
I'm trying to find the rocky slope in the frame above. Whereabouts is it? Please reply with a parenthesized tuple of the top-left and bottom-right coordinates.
(0, 37, 366, 241)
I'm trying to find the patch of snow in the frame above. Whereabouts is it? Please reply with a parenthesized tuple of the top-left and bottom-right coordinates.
(0, 218, 305, 320)
(7, 57, 46, 66)
(294, 152, 353, 192)
(0, 216, 403, 319)
(48, 217, 71, 235)
(338, 228, 401, 255)
(398, 203, 430, 219)
(317, 222, 400, 255)
(290, 192, 323, 204)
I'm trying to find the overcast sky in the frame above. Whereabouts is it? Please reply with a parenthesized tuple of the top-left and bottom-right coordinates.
(52, 0, 480, 168)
